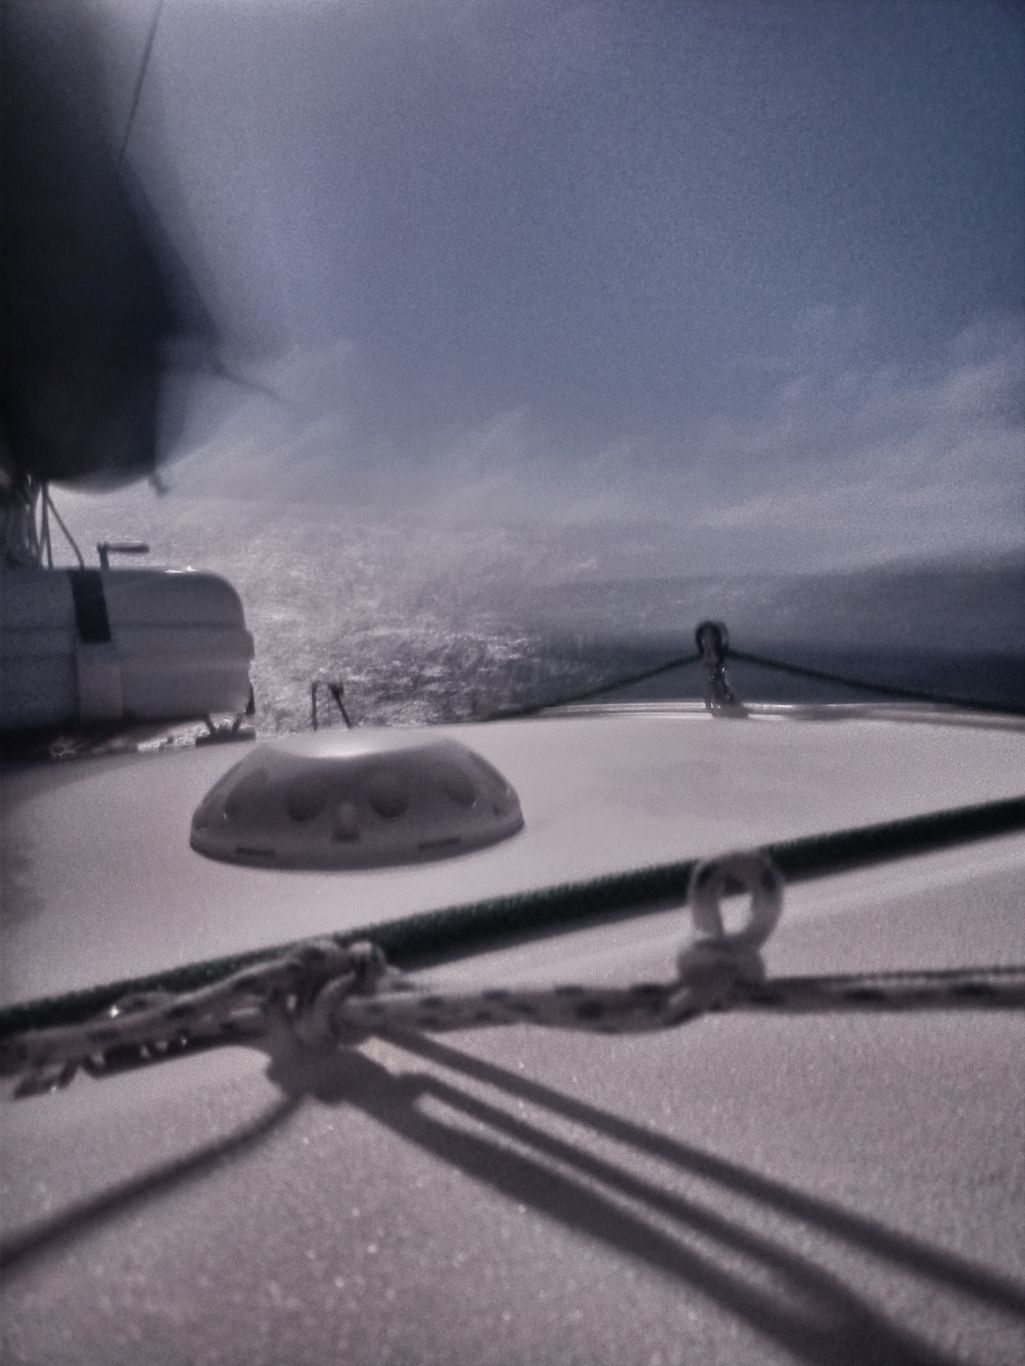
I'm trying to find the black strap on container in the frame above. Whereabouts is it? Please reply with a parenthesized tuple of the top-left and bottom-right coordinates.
(68, 570, 111, 644)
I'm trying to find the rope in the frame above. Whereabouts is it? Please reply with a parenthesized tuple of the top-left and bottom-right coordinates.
(481, 620, 1025, 726)
(727, 648, 1025, 720)
(483, 650, 701, 720)
(480, 627, 1024, 723)
(738, 965, 1025, 1012)
(5, 851, 1024, 1100)
(2, 794, 1023, 1051)
(12, 957, 1024, 1101)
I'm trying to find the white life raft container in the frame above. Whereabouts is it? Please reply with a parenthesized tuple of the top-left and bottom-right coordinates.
(0, 567, 254, 731)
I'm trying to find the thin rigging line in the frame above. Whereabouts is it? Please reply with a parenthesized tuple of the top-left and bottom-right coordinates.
(118, 0, 165, 170)
(43, 488, 84, 568)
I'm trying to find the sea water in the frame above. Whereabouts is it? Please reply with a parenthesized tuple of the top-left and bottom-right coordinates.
(56, 492, 1025, 733)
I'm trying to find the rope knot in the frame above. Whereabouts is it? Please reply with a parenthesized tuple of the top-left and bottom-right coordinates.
(290, 940, 390, 1048)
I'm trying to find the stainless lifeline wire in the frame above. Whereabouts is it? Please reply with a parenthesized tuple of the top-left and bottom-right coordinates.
(4, 852, 1024, 1100)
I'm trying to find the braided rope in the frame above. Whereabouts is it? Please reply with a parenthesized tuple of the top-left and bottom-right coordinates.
(2, 792, 1023, 1045)
(5, 852, 1025, 1100)
(4, 852, 780, 1095)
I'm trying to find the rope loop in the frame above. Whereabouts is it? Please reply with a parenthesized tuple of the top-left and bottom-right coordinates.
(687, 850, 783, 954)
(694, 619, 730, 660)
(672, 851, 783, 1014)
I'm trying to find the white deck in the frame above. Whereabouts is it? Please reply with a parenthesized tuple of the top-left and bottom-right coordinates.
(2, 708, 1025, 1365)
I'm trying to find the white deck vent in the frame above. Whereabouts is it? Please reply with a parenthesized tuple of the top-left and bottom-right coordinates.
(190, 731, 524, 869)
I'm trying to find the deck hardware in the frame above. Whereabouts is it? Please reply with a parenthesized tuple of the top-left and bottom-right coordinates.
(695, 620, 746, 715)
(311, 673, 352, 730)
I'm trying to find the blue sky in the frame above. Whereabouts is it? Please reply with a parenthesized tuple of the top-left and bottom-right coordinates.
(87, 0, 1025, 568)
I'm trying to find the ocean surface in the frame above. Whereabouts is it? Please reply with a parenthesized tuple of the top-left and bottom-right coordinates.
(57, 493, 1025, 733)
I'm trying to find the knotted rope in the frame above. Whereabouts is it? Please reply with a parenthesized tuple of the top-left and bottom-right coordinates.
(5, 852, 780, 1096)
(5, 850, 1024, 1102)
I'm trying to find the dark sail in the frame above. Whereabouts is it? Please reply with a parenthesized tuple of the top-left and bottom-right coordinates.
(0, 0, 204, 488)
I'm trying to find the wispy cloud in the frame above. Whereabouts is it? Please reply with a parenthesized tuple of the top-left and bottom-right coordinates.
(160, 308, 1022, 572)
(686, 311, 1023, 565)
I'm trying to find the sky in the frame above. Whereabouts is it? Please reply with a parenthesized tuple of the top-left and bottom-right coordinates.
(71, 0, 1025, 568)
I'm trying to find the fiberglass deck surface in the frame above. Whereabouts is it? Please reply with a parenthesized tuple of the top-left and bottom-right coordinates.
(2, 709, 1024, 997)
(2, 711, 1024, 1365)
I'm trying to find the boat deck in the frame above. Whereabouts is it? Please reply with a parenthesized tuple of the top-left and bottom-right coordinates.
(2, 707, 1024, 1364)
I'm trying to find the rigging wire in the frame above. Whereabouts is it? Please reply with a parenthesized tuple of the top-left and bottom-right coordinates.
(37, 486, 53, 567)
(42, 487, 85, 568)
(4, 840, 1025, 1096)
(117, 0, 165, 171)
(24, 479, 41, 563)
